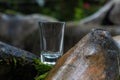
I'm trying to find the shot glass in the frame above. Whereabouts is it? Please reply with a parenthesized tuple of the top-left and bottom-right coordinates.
(39, 21, 65, 65)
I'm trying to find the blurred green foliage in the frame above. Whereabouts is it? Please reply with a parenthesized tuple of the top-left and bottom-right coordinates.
(39, 0, 107, 21)
(0, 0, 107, 21)
(74, 0, 107, 20)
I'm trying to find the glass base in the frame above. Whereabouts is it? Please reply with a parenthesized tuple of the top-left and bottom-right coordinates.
(40, 51, 62, 65)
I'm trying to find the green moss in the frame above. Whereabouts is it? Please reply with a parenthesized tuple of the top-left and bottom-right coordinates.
(0, 58, 52, 80)
(13, 57, 17, 66)
(33, 59, 53, 74)
(33, 59, 53, 80)
(0, 59, 3, 63)
(0, 56, 27, 66)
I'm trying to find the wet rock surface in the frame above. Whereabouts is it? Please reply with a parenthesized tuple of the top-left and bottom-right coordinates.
(0, 41, 38, 80)
(46, 29, 119, 80)
(0, 41, 38, 60)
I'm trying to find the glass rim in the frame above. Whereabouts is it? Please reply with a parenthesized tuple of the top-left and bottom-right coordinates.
(39, 21, 65, 24)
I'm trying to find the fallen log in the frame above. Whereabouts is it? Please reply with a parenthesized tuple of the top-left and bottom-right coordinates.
(46, 29, 119, 80)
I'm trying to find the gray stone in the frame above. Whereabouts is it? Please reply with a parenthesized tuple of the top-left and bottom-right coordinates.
(109, 2, 120, 25)
(0, 41, 38, 60)
(113, 35, 120, 49)
(0, 13, 58, 55)
(46, 29, 119, 80)
(0, 41, 38, 80)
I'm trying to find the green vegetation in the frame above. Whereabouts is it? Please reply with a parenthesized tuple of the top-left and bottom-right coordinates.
(37, 0, 107, 21)
(33, 59, 53, 80)
(0, 58, 52, 80)
(0, 59, 3, 63)
(33, 59, 52, 74)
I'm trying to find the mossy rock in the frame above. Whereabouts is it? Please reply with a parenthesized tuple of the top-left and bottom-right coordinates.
(0, 41, 52, 80)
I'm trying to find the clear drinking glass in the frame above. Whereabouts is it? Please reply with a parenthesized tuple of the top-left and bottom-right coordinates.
(39, 21, 65, 65)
